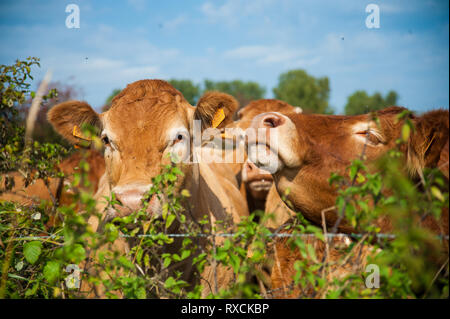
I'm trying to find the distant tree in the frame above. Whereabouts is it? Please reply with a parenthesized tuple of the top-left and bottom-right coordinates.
(168, 79, 201, 105)
(344, 90, 398, 115)
(203, 79, 266, 109)
(101, 88, 122, 112)
(273, 69, 333, 114)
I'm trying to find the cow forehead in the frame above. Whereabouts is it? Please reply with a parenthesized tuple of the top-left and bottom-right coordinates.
(102, 99, 190, 148)
(240, 100, 295, 119)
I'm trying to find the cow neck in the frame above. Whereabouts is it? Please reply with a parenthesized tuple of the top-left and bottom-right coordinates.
(185, 146, 239, 231)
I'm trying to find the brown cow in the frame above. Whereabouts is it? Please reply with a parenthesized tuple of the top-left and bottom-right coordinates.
(0, 149, 105, 208)
(269, 228, 376, 298)
(47, 79, 248, 298)
(225, 99, 301, 216)
(248, 106, 449, 235)
(248, 107, 449, 298)
(219, 99, 302, 294)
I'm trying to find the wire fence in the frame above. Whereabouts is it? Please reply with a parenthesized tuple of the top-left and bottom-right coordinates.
(9, 232, 450, 241)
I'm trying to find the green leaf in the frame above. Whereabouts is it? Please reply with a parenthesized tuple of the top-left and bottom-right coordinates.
(164, 276, 176, 289)
(166, 213, 176, 229)
(118, 256, 134, 269)
(181, 250, 191, 260)
(105, 223, 119, 242)
(23, 241, 42, 264)
(431, 186, 444, 202)
(306, 244, 318, 263)
(71, 244, 86, 263)
(223, 239, 231, 250)
(401, 124, 410, 142)
(181, 189, 191, 197)
(229, 253, 240, 273)
(163, 257, 171, 268)
(24, 283, 39, 297)
(215, 250, 227, 261)
(43, 261, 60, 284)
(350, 165, 358, 181)
(15, 261, 24, 271)
(135, 287, 146, 299)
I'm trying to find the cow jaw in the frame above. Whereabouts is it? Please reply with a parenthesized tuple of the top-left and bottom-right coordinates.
(241, 160, 273, 200)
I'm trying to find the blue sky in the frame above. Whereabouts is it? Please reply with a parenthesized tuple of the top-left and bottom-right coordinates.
(0, 0, 448, 114)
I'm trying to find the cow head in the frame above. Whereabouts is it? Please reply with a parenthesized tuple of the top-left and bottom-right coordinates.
(48, 79, 237, 218)
(230, 99, 300, 203)
(249, 107, 449, 176)
(248, 106, 449, 230)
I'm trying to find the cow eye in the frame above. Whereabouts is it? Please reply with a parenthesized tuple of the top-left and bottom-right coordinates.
(357, 130, 382, 146)
(173, 133, 186, 145)
(101, 135, 110, 145)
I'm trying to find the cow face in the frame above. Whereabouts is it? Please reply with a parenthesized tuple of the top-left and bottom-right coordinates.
(48, 80, 237, 217)
(231, 100, 300, 202)
(248, 107, 441, 175)
(248, 107, 449, 230)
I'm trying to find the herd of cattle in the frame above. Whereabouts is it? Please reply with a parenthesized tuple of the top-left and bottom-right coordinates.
(1, 79, 448, 298)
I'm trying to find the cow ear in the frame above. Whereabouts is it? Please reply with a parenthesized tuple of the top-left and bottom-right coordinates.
(407, 109, 449, 178)
(47, 101, 102, 145)
(194, 91, 238, 130)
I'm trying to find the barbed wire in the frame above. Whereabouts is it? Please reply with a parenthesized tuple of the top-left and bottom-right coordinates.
(9, 232, 449, 241)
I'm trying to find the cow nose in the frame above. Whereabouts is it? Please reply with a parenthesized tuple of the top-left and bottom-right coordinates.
(260, 113, 285, 128)
(244, 160, 256, 172)
(115, 189, 145, 212)
(243, 160, 273, 182)
(110, 184, 161, 218)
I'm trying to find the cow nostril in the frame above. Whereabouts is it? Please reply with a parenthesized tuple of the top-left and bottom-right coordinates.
(263, 117, 275, 128)
(263, 115, 283, 128)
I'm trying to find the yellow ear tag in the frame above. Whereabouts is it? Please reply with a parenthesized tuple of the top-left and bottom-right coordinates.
(212, 108, 225, 128)
(73, 125, 92, 141)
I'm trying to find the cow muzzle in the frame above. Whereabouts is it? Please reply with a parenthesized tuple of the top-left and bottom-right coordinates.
(110, 184, 162, 219)
(242, 160, 273, 200)
(246, 112, 293, 173)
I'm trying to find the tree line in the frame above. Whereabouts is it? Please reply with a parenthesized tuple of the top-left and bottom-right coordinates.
(103, 69, 398, 115)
